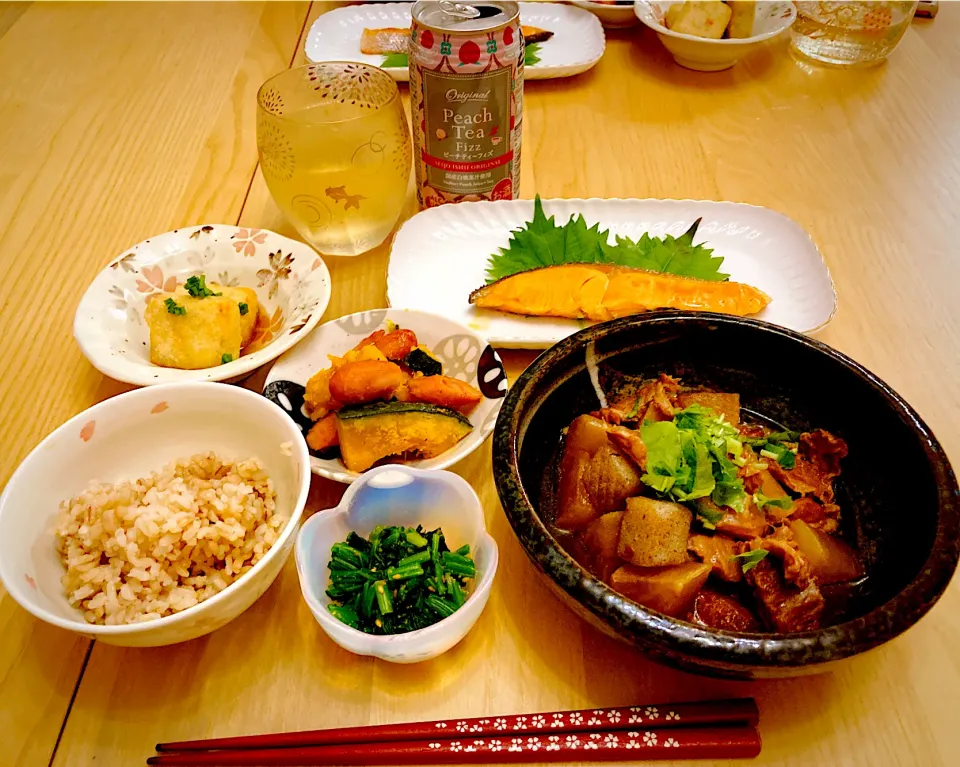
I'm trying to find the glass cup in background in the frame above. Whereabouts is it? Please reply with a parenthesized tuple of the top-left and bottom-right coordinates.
(791, 2, 919, 67)
(256, 63, 411, 257)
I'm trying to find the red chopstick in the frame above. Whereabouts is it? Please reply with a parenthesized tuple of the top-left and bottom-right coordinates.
(156, 698, 758, 753)
(148, 726, 761, 765)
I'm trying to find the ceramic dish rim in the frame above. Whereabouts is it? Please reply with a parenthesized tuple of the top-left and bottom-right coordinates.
(0, 382, 312, 636)
(633, 0, 797, 46)
(294, 465, 500, 649)
(73, 225, 332, 387)
(493, 311, 960, 669)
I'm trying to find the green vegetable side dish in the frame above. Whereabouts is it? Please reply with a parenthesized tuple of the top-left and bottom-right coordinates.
(484, 195, 729, 284)
(382, 42, 542, 69)
(326, 525, 476, 635)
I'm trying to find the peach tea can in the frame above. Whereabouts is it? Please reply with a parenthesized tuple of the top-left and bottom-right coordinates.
(410, 1, 522, 208)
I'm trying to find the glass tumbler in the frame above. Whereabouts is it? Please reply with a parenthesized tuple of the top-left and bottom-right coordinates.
(791, 2, 919, 66)
(256, 63, 412, 256)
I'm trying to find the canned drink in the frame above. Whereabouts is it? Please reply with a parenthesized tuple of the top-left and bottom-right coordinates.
(410, 0, 523, 208)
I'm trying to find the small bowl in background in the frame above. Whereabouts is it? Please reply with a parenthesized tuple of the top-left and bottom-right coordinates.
(263, 308, 508, 484)
(74, 225, 331, 386)
(296, 465, 498, 663)
(573, 1, 640, 29)
(634, 1, 796, 71)
(0, 383, 311, 647)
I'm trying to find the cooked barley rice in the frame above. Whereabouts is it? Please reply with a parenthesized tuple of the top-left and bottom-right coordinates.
(55, 452, 284, 625)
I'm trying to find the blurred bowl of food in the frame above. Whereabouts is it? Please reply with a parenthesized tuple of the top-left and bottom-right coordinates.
(263, 308, 508, 484)
(74, 224, 331, 386)
(0, 383, 311, 647)
(493, 312, 960, 678)
(573, 1, 641, 28)
(634, 1, 796, 71)
(296, 465, 498, 663)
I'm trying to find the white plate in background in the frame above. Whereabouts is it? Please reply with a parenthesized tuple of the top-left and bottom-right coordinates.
(387, 198, 837, 349)
(305, 2, 605, 80)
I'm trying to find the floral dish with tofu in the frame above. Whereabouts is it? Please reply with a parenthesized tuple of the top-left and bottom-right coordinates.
(73, 224, 331, 386)
(546, 374, 862, 634)
(263, 309, 507, 483)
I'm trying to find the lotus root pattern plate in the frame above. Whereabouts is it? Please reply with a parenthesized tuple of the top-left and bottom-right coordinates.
(387, 197, 837, 349)
(304, 2, 605, 81)
(74, 225, 331, 386)
(263, 309, 507, 483)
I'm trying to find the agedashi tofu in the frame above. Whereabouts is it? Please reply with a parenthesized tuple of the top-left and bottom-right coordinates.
(725, 1, 756, 39)
(174, 282, 259, 348)
(145, 294, 241, 369)
(216, 284, 258, 348)
(665, 1, 732, 39)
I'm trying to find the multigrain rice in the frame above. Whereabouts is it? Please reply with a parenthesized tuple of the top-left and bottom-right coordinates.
(55, 452, 284, 625)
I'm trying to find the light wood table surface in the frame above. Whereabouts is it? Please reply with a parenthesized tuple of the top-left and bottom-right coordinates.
(2, 2, 959, 766)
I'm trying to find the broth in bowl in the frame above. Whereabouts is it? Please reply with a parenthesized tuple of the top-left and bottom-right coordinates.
(541, 374, 863, 635)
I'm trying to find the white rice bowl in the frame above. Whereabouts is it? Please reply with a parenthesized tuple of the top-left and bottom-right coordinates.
(0, 383, 310, 647)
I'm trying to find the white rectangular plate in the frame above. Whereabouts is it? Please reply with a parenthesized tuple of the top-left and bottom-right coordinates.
(305, 2, 606, 81)
(387, 198, 837, 349)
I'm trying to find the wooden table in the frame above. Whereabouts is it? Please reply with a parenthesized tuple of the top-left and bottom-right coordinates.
(2, 2, 959, 766)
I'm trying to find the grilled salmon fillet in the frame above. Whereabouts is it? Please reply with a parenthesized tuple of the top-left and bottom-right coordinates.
(360, 28, 409, 55)
(360, 25, 553, 56)
(468, 264, 771, 320)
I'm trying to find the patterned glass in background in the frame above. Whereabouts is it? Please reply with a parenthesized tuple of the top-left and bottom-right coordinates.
(256, 63, 411, 256)
(792, 1, 920, 66)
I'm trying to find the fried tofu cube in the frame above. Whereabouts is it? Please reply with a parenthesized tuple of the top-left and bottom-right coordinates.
(664, 1, 732, 39)
(216, 284, 258, 347)
(617, 496, 692, 567)
(175, 282, 259, 347)
(145, 294, 241, 369)
(725, 1, 756, 38)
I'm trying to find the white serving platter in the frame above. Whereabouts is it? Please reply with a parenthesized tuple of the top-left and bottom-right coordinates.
(386, 198, 837, 349)
(305, 2, 605, 80)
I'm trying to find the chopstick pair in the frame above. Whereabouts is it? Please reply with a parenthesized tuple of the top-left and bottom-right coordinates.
(150, 698, 761, 765)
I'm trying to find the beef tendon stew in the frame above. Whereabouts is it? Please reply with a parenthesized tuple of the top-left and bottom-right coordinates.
(551, 374, 863, 633)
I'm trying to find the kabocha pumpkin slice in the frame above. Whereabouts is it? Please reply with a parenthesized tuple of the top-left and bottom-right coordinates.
(336, 401, 473, 473)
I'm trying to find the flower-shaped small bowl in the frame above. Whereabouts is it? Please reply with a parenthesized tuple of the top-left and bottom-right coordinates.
(74, 225, 331, 386)
(263, 308, 508, 483)
(634, 1, 796, 71)
(296, 465, 498, 663)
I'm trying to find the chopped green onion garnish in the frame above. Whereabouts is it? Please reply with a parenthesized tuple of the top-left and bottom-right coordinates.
(238, 302, 248, 316)
(164, 297, 186, 315)
(221, 353, 233, 364)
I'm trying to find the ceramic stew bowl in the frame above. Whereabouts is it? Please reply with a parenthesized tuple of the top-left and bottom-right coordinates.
(263, 308, 508, 483)
(0, 383, 311, 647)
(493, 312, 960, 678)
(296, 465, 499, 663)
(634, 1, 796, 72)
(74, 224, 331, 386)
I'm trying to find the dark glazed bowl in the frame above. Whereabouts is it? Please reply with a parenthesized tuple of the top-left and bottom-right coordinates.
(493, 312, 960, 678)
